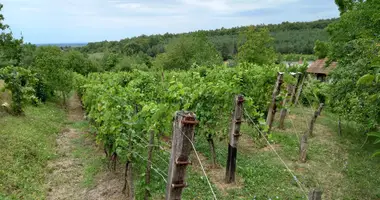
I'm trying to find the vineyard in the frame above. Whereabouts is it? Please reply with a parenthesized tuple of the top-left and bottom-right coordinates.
(1, 0, 380, 199)
(76, 63, 285, 199)
(67, 63, 378, 200)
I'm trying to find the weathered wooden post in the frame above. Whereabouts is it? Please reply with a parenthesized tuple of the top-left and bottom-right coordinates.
(338, 116, 342, 136)
(299, 133, 308, 163)
(290, 72, 302, 104)
(308, 189, 322, 200)
(225, 95, 244, 183)
(308, 103, 324, 137)
(295, 73, 305, 105)
(166, 111, 198, 200)
(266, 72, 284, 134)
(279, 81, 295, 129)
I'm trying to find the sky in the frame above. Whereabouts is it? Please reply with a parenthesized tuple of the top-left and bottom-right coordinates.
(1, 0, 339, 44)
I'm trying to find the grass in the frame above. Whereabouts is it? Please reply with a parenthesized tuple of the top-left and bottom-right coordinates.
(66, 105, 380, 199)
(4, 99, 376, 199)
(187, 106, 380, 199)
(69, 121, 106, 188)
(0, 103, 65, 199)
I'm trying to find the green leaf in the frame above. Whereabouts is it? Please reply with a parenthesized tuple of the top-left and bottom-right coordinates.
(372, 150, 380, 157)
(367, 132, 380, 138)
(374, 138, 380, 144)
(357, 74, 374, 86)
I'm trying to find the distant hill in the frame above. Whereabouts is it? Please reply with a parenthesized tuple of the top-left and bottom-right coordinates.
(79, 18, 337, 59)
(36, 43, 87, 48)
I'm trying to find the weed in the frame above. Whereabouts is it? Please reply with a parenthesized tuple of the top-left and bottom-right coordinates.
(0, 104, 65, 199)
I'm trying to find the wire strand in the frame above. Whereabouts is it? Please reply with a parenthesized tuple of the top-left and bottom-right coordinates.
(243, 107, 308, 199)
(133, 152, 168, 183)
(181, 130, 218, 200)
(135, 142, 169, 165)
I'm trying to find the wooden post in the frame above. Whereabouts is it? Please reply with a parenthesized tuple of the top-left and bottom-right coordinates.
(338, 116, 342, 136)
(290, 72, 302, 104)
(144, 131, 155, 200)
(279, 84, 294, 129)
(299, 133, 308, 163)
(225, 95, 244, 183)
(308, 189, 322, 200)
(295, 73, 305, 105)
(166, 111, 198, 200)
(266, 72, 284, 134)
(308, 103, 324, 137)
(127, 162, 135, 200)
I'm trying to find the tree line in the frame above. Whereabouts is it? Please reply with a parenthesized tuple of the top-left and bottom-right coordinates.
(79, 18, 336, 59)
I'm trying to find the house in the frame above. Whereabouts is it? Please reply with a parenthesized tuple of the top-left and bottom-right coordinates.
(306, 58, 337, 81)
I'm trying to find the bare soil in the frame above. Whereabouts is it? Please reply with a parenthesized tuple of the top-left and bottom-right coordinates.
(46, 93, 126, 200)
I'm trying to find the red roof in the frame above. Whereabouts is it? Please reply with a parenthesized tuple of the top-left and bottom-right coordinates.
(307, 58, 337, 75)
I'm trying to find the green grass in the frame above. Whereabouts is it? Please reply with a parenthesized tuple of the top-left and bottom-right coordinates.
(0, 103, 65, 199)
(4, 101, 376, 199)
(70, 121, 106, 188)
(185, 106, 380, 199)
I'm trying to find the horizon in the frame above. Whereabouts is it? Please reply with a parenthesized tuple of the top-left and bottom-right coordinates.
(2, 0, 339, 44)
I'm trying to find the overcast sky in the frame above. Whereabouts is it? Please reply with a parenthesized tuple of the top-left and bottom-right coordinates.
(1, 0, 339, 44)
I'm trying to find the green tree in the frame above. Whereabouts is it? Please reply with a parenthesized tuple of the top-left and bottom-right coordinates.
(154, 35, 222, 70)
(313, 40, 329, 59)
(64, 50, 98, 75)
(32, 46, 73, 103)
(238, 26, 276, 65)
(114, 53, 151, 72)
(327, 0, 380, 156)
(0, 66, 37, 115)
(20, 43, 37, 66)
(101, 52, 119, 71)
(0, 4, 23, 67)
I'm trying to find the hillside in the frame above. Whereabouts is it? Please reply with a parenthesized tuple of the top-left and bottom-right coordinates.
(79, 18, 336, 59)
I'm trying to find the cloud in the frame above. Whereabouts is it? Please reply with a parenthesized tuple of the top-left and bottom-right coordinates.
(1, 0, 339, 43)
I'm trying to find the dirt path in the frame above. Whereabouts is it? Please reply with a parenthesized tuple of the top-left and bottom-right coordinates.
(46, 93, 125, 200)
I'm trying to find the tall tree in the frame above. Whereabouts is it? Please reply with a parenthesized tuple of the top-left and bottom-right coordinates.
(238, 26, 276, 65)
(154, 35, 222, 70)
(0, 4, 23, 67)
(314, 40, 329, 59)
(32, 46, 73, 102)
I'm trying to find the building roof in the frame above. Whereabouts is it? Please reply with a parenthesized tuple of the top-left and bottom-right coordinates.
(306, 58, 337, 75)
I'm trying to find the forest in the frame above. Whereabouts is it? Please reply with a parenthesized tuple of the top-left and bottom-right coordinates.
(0, 0, 379, 200)
(79, 18, 334, 59)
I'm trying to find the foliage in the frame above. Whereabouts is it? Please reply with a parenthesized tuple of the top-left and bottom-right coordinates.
(154, 35, 222, 70)
(114, 53, 152, 72)
(238, 27, 276, 65)
(300, 76, 329, 107)
(326, 0, 380, 155)
(20, 43, 37, 66)
(0, 66, 37, 115)
(75, 62, 284, 198)
(79, 19, 336, 57)
(327, 0, 380, 127)
(32, 46, 74, 102)
(0, 4, 23, 68)
(64, 50, 99, 75)
(101, 51, 119, 71)
(314, 40, 329, 59)
(279, 54, 317, 62)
